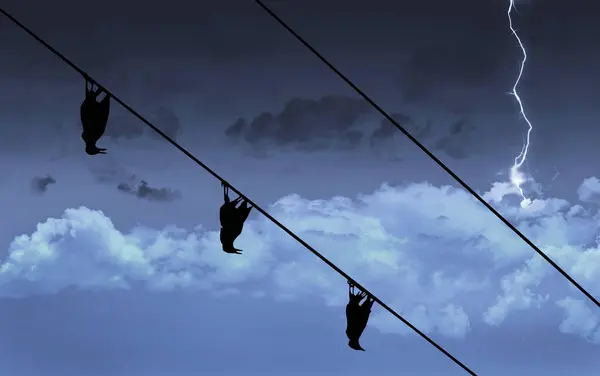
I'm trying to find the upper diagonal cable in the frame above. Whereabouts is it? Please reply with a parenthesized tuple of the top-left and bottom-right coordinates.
(253, 0, 599, 309)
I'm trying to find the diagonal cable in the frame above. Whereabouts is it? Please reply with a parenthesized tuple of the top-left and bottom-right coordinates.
(0, 6, 478, 375)
(254, 0, 600, 309)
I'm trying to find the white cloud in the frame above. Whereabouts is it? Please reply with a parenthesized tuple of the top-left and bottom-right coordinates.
(483, 255, 550, 326)
(578, 177, 600, 204)
(556, 297, 600, 344)
(1, 179, 600, 344)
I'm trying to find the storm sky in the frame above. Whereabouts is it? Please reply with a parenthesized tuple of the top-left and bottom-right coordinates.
(1, 0, 599, 375)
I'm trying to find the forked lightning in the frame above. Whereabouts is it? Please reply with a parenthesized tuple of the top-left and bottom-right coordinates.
(507, 0, 534, 208)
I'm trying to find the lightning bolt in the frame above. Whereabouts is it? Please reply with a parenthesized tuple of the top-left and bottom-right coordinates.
(507, 0, 534, 209)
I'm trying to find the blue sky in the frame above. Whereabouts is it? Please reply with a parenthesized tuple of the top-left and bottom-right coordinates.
(1, 0, 600, 375)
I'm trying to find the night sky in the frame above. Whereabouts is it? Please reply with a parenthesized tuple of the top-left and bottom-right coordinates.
(1, 0, 599, 375)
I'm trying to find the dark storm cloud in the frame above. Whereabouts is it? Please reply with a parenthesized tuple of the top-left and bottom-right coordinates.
(30, 175, 56, 194)
(225, 118, 245, 139)
(369, 113, 434, 161)
(434, 117, 480, 160)
(225, 96, 452, 161)
(225, 95, 373, 151)
(370, 112, 432, 146)
(87, 162, 180, 202)
(117, 180, 181, 203)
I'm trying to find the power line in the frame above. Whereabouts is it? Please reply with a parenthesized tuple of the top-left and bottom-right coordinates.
(0, 6, 477, 375)
(254, 0, 600, 310)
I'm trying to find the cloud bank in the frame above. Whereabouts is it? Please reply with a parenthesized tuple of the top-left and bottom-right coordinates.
(225, 95, 373, 152)
(1, 178, 599, 344)
(224, 95, 487, 162)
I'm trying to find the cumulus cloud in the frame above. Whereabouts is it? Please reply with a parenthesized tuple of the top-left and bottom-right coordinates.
(577, 177, 600, 204)
(483, 255, 550, 326)
(1, 178, 600, 343)
(30, 175, 56, 194)
(117, 180, 181, 203)
(556, 297, 600, 345)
